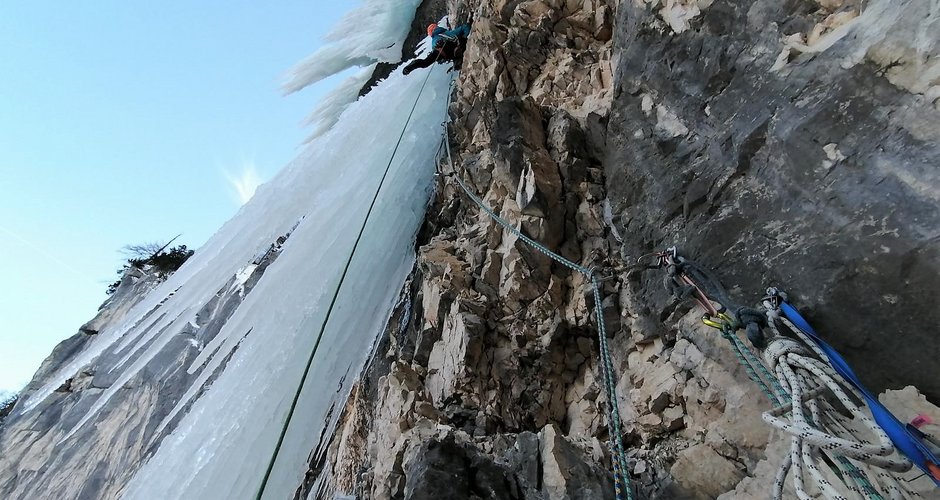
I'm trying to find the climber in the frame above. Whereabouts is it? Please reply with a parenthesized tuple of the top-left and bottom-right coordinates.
(402, 21, 472, 75)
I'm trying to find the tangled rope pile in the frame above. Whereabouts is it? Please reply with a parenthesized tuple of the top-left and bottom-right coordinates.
(761, 296, 915, 499)
(643, 248, 939, 499)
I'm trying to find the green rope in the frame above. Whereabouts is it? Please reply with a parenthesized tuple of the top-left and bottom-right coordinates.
(720, 325, 788, 406)
(447, 170, 592, 275)
(443, 127, 634, 500)
(254, 66, 438, 500)
(837, 456, 885, 499)
(593, 276, 634, 500)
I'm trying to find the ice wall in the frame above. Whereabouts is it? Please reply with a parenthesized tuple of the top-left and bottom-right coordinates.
(6, 32, 452, 500)
(115, 65, 451, 498)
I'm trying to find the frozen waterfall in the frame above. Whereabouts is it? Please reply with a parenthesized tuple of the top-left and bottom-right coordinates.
(117, 65, 452, 499)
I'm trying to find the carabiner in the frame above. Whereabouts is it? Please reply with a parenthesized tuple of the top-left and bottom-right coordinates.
(717, 311, 735, 325)
(702, 314, 724, 330)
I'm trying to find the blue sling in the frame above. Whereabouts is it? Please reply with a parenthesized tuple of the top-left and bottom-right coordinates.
(781, 302, 940, 486)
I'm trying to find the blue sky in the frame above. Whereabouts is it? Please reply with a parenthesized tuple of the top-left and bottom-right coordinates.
(0, 1, 358, 393)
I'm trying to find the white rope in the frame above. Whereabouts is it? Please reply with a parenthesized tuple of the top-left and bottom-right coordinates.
(759, 313, 918, 500)
(649, 255, 925, 498)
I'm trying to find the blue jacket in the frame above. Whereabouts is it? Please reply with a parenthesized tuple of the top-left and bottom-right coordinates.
(431, 24, 471, 50)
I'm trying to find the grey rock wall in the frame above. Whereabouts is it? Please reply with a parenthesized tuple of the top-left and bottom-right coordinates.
(3, 1, 938, 499)
(606, 0, 940, 401)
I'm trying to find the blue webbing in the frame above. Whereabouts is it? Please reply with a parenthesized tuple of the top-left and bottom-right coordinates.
(780, 302, 940, 487)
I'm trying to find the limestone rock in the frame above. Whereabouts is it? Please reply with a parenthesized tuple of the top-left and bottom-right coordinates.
(403, 436, 472, 500)
(539, 424, 614, 500)
(671, 444, 746, 500)
(608, 0, 940, 402)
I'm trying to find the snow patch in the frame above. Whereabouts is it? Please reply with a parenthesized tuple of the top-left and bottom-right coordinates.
(603, 198, 623, 244)
(821, 143, 846, 171)
(232, 264, 258, 290)
(647, 0, 713, 34)
(640, 94, 654, 116)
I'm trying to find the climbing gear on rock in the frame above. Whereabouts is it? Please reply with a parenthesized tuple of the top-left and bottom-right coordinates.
(645, 248, 940, 497)
(768, 290, 940, 489)
(437, 78, 634, 500)
(642, 247, 768, 348)
(760, 304, 916, 499)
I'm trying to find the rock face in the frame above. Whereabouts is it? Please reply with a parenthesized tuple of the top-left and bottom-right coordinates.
(2, 1, 938, 499)
(312, 0, 940, 499)
(606, 0, 940, 401)
(308, 0, 629, 498)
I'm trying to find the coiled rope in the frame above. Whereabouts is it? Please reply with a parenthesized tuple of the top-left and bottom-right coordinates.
(644, 249, 929, 499)
(759, 294, 931, 500)
(438, 80, 634, 500)
(254, 66, 439, 500)
(760, 316, 915, 500)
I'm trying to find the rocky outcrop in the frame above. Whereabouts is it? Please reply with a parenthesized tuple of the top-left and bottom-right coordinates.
(307, 1, 628, 497)
(2, 1, 937, 499)
(312, 0, 940, 499)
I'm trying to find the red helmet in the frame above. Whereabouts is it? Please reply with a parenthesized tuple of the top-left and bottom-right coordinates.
(427, 23, 438, 36)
